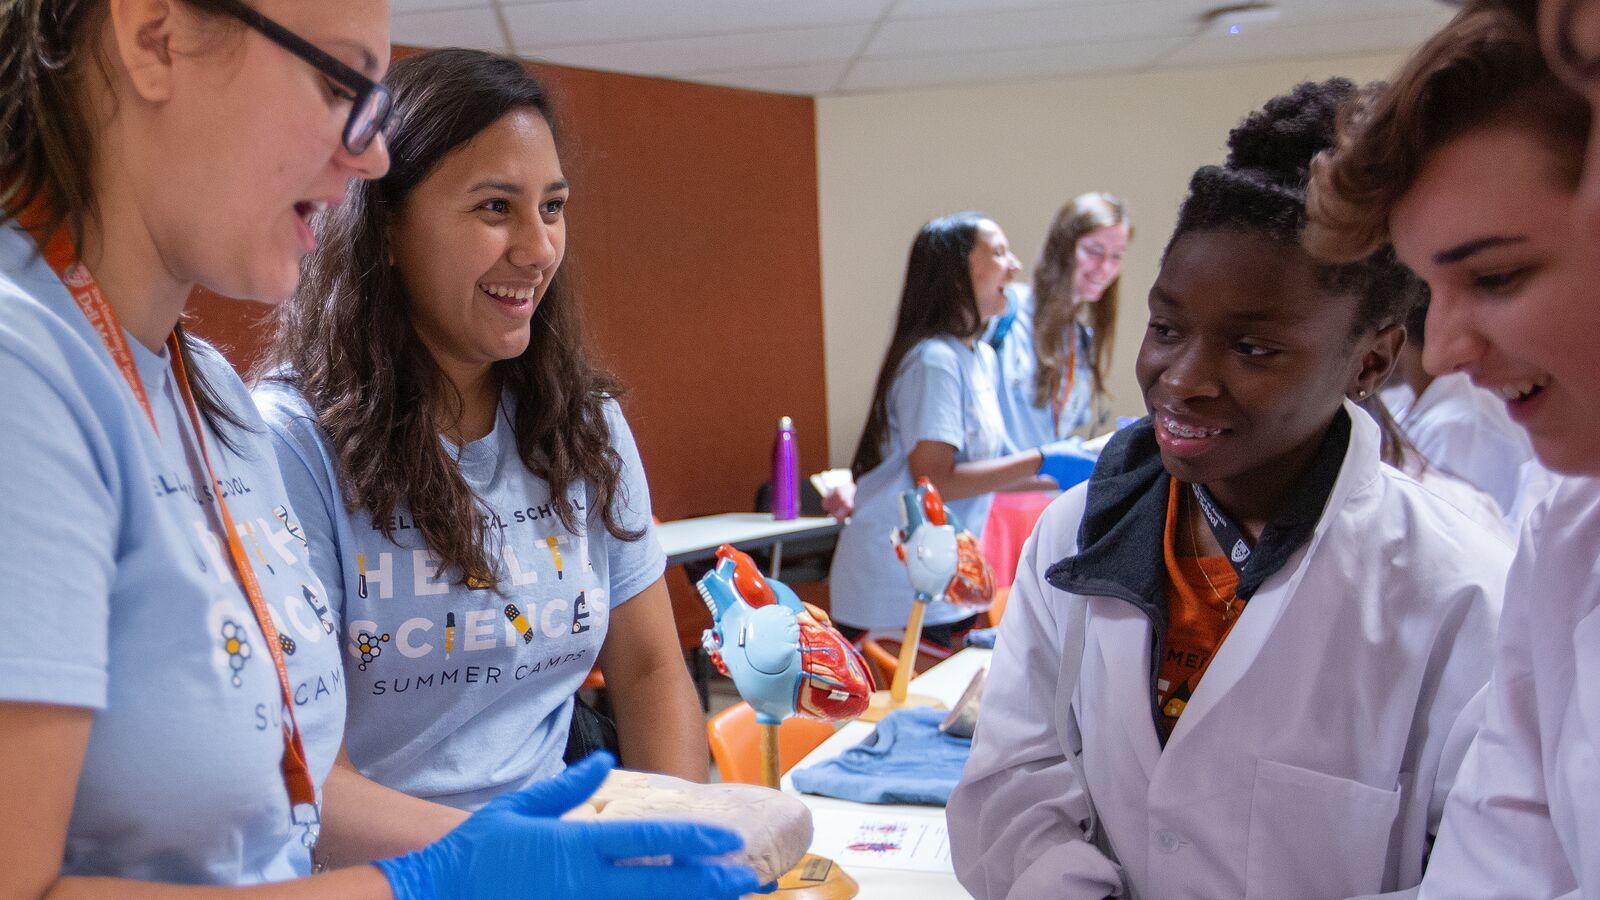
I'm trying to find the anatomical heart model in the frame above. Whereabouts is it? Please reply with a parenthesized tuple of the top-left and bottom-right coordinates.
(699, 545, 873, 899)
(861, 477, 996, 722)
(699, 544, 874, 728)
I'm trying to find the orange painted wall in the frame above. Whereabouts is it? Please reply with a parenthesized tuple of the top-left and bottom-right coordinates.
(188, 55, 827, 522)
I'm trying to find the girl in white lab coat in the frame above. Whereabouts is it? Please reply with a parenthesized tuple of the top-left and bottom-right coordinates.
(1306, 3, 1600, 895)
(948, 79, 1513, 900)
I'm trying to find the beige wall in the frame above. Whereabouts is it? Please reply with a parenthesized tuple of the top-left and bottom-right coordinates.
(816, 52, 1413, 466)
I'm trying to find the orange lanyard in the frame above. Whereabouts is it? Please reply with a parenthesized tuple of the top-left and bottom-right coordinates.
(32, 221, 320, 820)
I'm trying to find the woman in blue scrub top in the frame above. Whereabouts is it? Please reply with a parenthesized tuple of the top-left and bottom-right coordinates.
(0, 2, 757, 898)
(987, 192, 1131, 449)
(828, 212, 1095, 642)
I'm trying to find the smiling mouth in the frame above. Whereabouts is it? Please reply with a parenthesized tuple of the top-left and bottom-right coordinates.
(1494, 377, 1549, 403)
(479, 283, 537, 302)
(293, 201, 327, 223)
(1160, 414, 1227, 439)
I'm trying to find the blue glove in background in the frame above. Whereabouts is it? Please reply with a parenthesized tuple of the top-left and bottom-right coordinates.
(1037, 437, 1098, 490)
(376, 752, 763, 900)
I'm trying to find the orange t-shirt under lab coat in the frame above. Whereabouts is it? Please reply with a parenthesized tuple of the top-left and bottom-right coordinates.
(1156, 479, 1245, 739)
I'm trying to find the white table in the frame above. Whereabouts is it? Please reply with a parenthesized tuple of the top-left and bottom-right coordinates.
(781, 648, 992, 899)
(656, 512, 840, 577)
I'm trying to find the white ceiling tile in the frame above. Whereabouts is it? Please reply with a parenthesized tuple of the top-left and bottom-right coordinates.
(526, 23, 870, 75)
(677, 61, 854, 95)
(843, 35, 1186, 93)
(1271, 0, 1453, 22)
(1158, 13, 1452, 69)
(890, 0, 1079, 16)
(390, 0, 485, 13)
(866, 0, 1220, 57)
(502, 0, 892, 49)
(383, 0, 1465, 96)
(391, 6, 509, 51)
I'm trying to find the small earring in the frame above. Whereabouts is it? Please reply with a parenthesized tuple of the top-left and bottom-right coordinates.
(1356, 389, 1368, 399)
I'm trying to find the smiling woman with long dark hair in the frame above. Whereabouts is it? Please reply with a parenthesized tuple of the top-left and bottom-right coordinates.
(827, 212, 1091, 642)
(255, 48, 710, 815)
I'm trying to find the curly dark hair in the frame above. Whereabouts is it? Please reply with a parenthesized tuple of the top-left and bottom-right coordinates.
(262, 49, 639, 590)
(1170, 78, 1423, 338)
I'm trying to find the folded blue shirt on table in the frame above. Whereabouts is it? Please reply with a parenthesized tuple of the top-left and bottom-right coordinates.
(790, 707, 970, 805)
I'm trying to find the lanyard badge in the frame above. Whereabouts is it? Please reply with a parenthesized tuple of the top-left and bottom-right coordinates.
(29, 216, 321, 841)
(1190, 482, 1253, 575)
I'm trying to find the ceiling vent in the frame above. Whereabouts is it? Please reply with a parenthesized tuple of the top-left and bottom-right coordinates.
(1201, 2, 1282, 36)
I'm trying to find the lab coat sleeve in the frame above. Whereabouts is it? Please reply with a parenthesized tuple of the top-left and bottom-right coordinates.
(1417, 526, 1578, 899)
(948, 518, 1125, 899)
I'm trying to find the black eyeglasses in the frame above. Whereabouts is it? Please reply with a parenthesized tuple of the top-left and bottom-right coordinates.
(217, 0, 395, 155)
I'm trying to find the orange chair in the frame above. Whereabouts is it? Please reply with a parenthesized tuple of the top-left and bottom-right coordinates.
(859, 637, 950, 689)
(707, 701, 837, 785)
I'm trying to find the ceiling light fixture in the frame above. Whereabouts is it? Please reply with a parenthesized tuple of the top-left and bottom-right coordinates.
(1200, 2, 1281, 36)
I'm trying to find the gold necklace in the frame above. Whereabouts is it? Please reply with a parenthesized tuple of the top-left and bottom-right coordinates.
(1186, 492, 1237, 620)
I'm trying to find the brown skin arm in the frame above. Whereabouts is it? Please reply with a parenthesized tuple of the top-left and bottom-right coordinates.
(597, 576, 709, 782)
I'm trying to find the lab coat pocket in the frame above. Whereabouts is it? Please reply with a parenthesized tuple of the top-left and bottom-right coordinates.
(1244, 758, 1402, 900)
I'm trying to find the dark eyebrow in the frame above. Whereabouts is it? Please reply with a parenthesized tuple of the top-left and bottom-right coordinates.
(466, 179, 569, 195)
(1149, 284, 1310, 325)
(1225, 308, 1311, 326)
(1435, 235, 1528, 265)
(467, 180, 524, 195)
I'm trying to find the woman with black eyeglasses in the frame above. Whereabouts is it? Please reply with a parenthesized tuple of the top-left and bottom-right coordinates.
(0, 1, 758, 898)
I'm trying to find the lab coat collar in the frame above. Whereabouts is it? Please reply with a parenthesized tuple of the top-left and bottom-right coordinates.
(1046, 408, 1351, 606)
(1044, 406, 1357, 746)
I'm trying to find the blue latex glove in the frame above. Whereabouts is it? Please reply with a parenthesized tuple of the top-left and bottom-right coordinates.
(376, 753, 763, 900)
(1037, 437, 1098, 489)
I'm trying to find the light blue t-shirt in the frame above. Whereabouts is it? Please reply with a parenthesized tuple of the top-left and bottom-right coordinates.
(984, 284, 1101, 451)
(0, 227, 344, 884)
(254, 383, 665, 810)
(829, 335, 1006, 631)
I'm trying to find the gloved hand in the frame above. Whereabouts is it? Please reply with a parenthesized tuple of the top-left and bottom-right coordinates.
(1037, 437, 1098, 489)
(375, 752, 762, 900)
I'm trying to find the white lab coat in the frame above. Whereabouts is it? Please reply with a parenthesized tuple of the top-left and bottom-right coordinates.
(1420, 476, 1600, 899)
(1395, 446, 1511, 544)
(949, 407, 1511, 900)
(1397, 372, 1536, 520)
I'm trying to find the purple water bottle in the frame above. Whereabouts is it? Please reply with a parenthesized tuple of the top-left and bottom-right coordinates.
(772, 416, 799, 520)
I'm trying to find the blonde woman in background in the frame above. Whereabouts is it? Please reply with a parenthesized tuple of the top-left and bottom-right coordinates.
(986, 192, 1131, 449)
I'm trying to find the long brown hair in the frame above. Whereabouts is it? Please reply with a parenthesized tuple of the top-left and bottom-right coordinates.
(1029, 192, 1128, 410)
(262, 49, 639, 589)
(850, 212, 987, 479)
(0, 0, 250, 447)
(1360, 394, 1421, 470)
